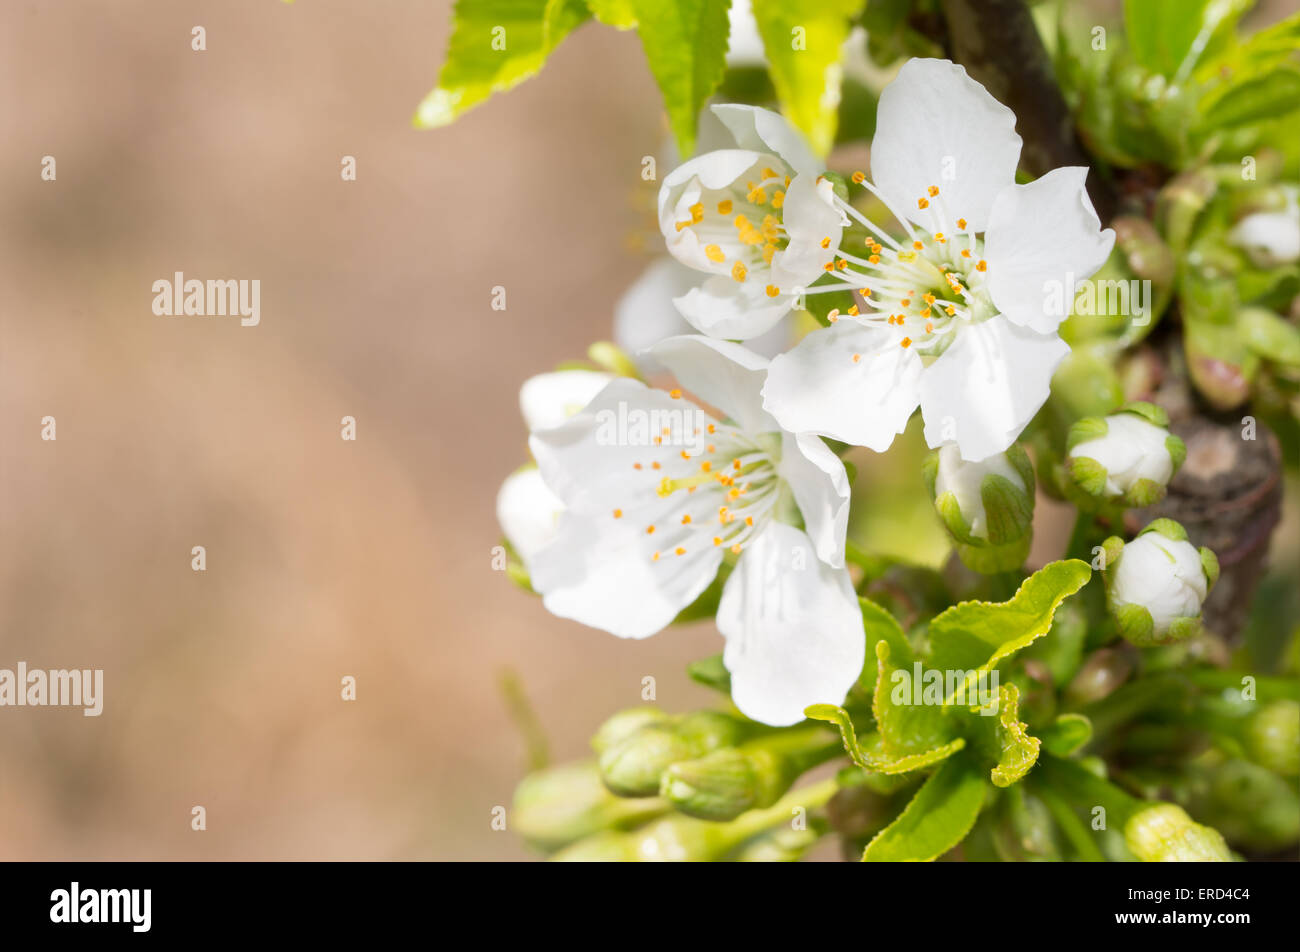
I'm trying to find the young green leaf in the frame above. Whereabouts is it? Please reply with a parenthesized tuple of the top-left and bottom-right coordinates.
(586, 0, 637, 29)
(415, 0, 590, 128)
(871, 641, 960, 757)
(862, 755, 988, 861)
(630, 0, 731, 156)
(750, 0, 866, 157)
(927, 559, 1093, 675)
(968, 684, 1041, 787)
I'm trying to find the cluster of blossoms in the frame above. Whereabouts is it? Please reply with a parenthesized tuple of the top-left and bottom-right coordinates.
(498, 58, 1212, 729)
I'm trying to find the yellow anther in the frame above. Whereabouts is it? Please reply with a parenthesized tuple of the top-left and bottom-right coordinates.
(868, 254, 880, 264)
(765, 284, 780, 297)
(851, 171, 865, 184)
(917, 198, 929, 209)
(613, 509, 623, 518)
(836, 259, 847, 271)
(820, 236, 831, 249)
(934, 233, 946, 243)
(901, 337, 912, 348)
(912, 240, 924, 250)
(675, 220, 691, 232)
(928, 185, 939, 197)
(946, 306, 955, 316)
(772, 190, 785, 209)
(633, 462, 642, 470)
(976, 260, 987, 271)
(646, 525, 656, 535)
(705, 244, 725, 263)
(827, 308, 840, 323)
(681, 514, 692, 524)
(730, 543, 742, 554)
(689, 202, 704, 223)
(762, 243, 777, 264)
(713, 537, 722, 546)
(700, 460, 712, 472)
(961, 249, 971, 258)
(670, 389, 682, 399)
(675, 547, 686, 556)
(745, 516, 754, 526)
(900, 298, 911, 307)
(956, 218, 968, 230)
(852, 353, 861, 363)
(731, 262, 748, 282)
(652, 552, 660, 562)
(925, 322, 934, 333)
(847, 305, 860, 316)
(717, 199, 733, 215)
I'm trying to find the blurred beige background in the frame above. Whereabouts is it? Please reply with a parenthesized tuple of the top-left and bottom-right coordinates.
(0, 0, 722, 859)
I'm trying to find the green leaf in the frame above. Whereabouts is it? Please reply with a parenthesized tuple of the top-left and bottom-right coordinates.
(1124, 0, 1245, 80)
(586, 0, 637, 29)
(1201, 65, 1300, 129)
(630, 0, 731, 157)
(415, 0, 590, 128)
(968, 684, 1041, 787)
(862, 755, 988, 861)
(928, 560, 1093, 678)
(750, 0, 866, 157)
(871, 641, 960, 757)
(805, 704, 965, 775)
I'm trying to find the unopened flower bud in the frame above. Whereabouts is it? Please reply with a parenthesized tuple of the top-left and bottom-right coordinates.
(1101, 519, 1218, 646)
(591, 706, 671, 755)
(1229, 187, 1300, 268)
(924, 443, 1035, 573)
(1243, 699, 1300, 778)
(512, 761, 667, 853)
(1066, 402, 1185, 508)
(1064, 648, 1134, 706)
(1124, 803, 1232, 862)
(598, 710, 749, 796)
(660, 726, 835, 821)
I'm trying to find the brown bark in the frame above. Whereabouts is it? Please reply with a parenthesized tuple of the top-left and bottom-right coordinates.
(939, 0, 1118, 221)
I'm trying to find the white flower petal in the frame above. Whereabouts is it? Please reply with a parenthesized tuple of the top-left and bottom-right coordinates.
(920, 316, 1069, 462)
(674, 273, 797, 341)
(778, 432, 851, 568)
(870, 58, 1022, 232)
(763, 321, 922, 451)
(717, 523, 865, 726)
(1229, 209, 1300, 268)
(519, 370, 615, 433)
(533, 508, 724, 639)
(649, 334, 777, 433)
(933, 443, 1025, 538)
(613, 258, 696, 372)
(770, 174, 843, 288)
(496, 467, 565, 567)
(985, 166, 1116, 334)
(529, 378, 715, 511)
(710, 104, 821, 177)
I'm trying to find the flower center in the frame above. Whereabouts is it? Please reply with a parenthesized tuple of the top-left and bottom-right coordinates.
(671, 158, 794, 295)
(806, 178, 997, 358)
(616, 404, 783, 562)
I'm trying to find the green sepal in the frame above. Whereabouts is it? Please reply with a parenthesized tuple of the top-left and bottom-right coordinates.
(1118, 400, 1170, 427)
(1066, 415, 1109, 452)
(1165, 615, 1204, 643)
(1114, 602, 1157, 647)
(980, 473, 1034, 546)
(1166, 433, 1187, 473)
(1065, 455, 1110, 498)
(1099, 535, 1126, 571)
(1200, 546, 1220, 589)
(955, 535, 1032, 575)
(1123, 476, 1168, 508)
(1141, 517, 1189, 542)
(1039, 713, 1094, 757)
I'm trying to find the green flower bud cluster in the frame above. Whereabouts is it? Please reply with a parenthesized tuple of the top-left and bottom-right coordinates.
(594, 707, 839, 821)
(923, 443, 1035, 573)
